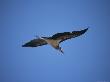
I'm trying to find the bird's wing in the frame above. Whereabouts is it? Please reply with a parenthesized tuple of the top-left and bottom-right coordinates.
(22, 38, 47, 47)
(51, 28, 88, 43)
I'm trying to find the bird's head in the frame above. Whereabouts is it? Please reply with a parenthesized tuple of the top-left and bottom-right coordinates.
(41, 37, 50, 39)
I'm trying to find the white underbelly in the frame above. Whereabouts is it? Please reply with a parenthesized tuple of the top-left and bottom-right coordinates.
(44, 39, 60, 48)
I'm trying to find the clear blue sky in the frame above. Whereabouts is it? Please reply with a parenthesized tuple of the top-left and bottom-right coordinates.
(0, 0, 110, 82)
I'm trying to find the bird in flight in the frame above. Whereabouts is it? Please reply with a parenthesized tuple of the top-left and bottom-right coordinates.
(22, 28, 88, 54)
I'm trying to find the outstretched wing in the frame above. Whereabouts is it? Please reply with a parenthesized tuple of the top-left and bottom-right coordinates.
(51, 28, 88, 43)
(22, 38, 47, 47)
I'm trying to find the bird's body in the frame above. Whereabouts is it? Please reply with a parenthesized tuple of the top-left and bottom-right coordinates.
(43, 39, 60, 48)
(22, 28, 88, 54)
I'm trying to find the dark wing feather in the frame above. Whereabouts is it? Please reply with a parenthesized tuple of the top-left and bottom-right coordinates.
(22, 38, 47, 47)
(51, 28, 88, 43)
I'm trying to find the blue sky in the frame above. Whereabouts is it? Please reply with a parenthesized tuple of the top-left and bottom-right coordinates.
(0, 0, 110, 82)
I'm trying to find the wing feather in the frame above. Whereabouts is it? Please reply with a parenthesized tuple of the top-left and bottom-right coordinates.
(51, 28, 88, 43)
(22, 38, 47, 47)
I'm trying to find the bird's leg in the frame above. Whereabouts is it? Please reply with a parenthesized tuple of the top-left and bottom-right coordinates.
(59, 47, 64, 54)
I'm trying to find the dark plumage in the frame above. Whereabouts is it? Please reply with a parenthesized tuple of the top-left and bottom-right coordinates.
(51, 28, 88, 43)
(22, 28, 88, 54)
(22, 38, 47, 47)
